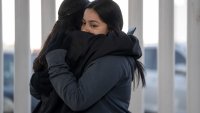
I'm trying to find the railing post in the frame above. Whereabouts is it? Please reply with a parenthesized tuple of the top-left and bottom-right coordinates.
(187, 0, 200, 112)
(128, 0, 144, 113)
(158, 0, 174, 113)
(41, 0, 56, 44)
(15, 0, 31, 112)
(0, 0, 3, 112)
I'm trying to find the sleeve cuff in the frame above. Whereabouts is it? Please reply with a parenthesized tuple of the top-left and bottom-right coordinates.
(45, 49, 67, 68)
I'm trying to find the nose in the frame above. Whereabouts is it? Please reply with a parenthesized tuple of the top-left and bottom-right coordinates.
(81, 25, 89, 32)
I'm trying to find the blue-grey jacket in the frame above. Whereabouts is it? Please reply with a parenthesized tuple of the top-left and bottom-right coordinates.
(44, 49, 135, 113)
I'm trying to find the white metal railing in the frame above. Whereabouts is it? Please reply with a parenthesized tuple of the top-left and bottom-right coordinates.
(128, 0, 144, 113)
(0, 0, 3, 113)
(187, 0, 200, 112)
(158, 0, 174, 113)
(14, 0, 31, 113)
(0, 0, 200, 113)
(41, 0, 56, 44)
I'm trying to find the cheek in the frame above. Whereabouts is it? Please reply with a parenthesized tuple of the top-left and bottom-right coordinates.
(87, 29, 96, 34)
(90, 30, 99, 35)
(81, 26, 84, 31)
(93, 29, 108, 35)
(99, 26, 108, 35)
(103, 27, 109, 35)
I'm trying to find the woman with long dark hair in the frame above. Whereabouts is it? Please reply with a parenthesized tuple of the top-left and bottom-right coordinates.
(44, 0, 146, 112)
(30, 0, 89, 112)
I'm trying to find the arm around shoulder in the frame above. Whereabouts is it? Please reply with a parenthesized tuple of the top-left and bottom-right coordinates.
(46, 53, 126, 111)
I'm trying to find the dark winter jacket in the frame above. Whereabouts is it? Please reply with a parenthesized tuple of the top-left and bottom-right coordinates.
(31, 31, 142, 113)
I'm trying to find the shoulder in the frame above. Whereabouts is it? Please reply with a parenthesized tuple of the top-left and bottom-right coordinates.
(96, 55, 135, 66)
(95, 55, 132, 65)
(86, 56, 135, 75)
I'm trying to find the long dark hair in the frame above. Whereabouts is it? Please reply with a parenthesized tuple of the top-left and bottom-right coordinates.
(33, 21, 61, 72)
(86, 0, 146, 87)
(33, 0, 88, 72)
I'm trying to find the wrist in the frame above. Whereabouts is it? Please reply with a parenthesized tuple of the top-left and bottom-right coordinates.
(45, 49, 67, 68)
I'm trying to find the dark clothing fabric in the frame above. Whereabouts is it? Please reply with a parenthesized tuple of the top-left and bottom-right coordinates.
(46, 31, 141, 112)
(32, 90, 73, 113)
(47, 51, 134, 113)
(65, 31, 141, 79)
(30, 69, 53, 96)
(31, 31, 142, 113)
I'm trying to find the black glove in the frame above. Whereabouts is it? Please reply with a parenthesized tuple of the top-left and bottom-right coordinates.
(30, 69, 53, 96)
(45, 30, 66, 55)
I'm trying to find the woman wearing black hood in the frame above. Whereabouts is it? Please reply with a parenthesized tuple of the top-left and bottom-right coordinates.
(44, 0, 146, 113)
(30, 0, 89, 113)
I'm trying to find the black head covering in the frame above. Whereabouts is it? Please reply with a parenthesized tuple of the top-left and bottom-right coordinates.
(58, 0, 89, 20)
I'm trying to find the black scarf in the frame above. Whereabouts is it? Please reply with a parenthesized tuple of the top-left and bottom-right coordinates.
(33, 31, 142, 113)
(66, 31, 142, 79)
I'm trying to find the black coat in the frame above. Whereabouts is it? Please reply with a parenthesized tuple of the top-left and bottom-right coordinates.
(31, 31, 142, 113)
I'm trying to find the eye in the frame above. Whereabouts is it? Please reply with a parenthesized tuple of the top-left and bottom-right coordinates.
(90, 24, 98, 28)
